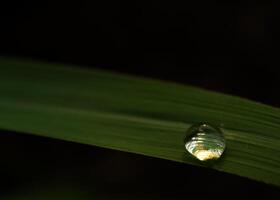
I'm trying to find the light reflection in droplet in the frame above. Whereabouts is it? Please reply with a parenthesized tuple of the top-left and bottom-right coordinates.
(185, 123, 226, 161)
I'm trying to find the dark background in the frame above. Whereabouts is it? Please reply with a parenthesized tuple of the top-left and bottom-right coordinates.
(0, 1, 280, 198)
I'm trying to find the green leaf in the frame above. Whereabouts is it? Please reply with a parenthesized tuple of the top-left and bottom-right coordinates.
(0, 58, 280, 186)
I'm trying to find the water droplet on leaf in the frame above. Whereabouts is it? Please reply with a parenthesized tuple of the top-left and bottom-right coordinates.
(184, 123, 226, 161)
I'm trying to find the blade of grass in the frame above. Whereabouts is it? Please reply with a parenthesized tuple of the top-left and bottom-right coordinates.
(0, 58, 280, 186)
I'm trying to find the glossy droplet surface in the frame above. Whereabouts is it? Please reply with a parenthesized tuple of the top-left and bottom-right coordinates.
(185, 123, 226, 161)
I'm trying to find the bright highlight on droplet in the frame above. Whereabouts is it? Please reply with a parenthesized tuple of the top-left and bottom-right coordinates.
(184, 123, 226, 161)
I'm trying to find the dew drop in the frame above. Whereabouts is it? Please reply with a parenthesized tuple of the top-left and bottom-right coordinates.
(184, 123, 226, 161)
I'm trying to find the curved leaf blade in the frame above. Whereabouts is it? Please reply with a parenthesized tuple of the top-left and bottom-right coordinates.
(0, 58, 280, 186)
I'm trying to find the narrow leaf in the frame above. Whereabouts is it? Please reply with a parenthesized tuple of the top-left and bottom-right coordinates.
(0, 58, 280, 186)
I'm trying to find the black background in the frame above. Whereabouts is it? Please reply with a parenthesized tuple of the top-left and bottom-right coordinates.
(0, 1, 280, 198)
